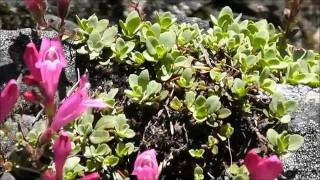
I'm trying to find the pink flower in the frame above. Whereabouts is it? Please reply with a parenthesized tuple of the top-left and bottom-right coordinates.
(23, 42, 42, 82)
(58, 0, 70, 20)
(23, 0, 47, 27)
(80, 172, 100, 180)
(244, 149, 283, 180)
(23, 37, 67, 105)
(132, 149, 159, 180)
(0, 80, 19, 123)
(36, 37, 67, 104)
(23, 91, 40, 103)
(43, 170, 56, 180)
(50, 74, 106, 132)
(53, 132, 71, 180)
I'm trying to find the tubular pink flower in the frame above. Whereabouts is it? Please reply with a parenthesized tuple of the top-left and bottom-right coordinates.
(53, 132, 71, 180)
(58, 0, 70, 20)
(50, 74, 106, 132)
(23, 42, 42, 82)
(244, 149, 283, 180)
(132, 149, 159, 180)
(36, 37, 67, 104)
(0, 80, 19, 123)
(80, 172, 100, 180)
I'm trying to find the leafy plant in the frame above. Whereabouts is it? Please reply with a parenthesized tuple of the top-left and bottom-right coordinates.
(111, 38, 135, 61)
(189, 149, 205, 159)
(229, 164, 249, 180)
(176, 68, 194, 88)
(194, 165, 204, 180)
(266, 93, 297, 123)
(125, 69, 166, 105)
(76, 14, 118, 60)
(207, 135, 219, 155)
(119, 11, 141, 37)
(266, 129, 304, 155)
(185, 91, 231, 123)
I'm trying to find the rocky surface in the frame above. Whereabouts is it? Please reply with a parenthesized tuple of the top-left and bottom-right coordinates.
(277, 84, 320, 180)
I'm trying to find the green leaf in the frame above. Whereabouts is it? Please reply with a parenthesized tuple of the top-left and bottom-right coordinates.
(288, 134, 304, 151)
(93, 144, 111, 156)
(145, 81, 162, 97)
(101, 26, 117, 46)
(266, 128, 279, 146)
(138, 69, 150, 88)
(280, 114, 291, 124)
(189, 149, 205, 158)
(206, 95, 221, 114)
(115, 143, 135, 157)
(146, 36, 159, 55)
(159, 31, 176, 51)
(194, 165, 204, 180)
(128, 74, 139, 88)
(95, 115, 116, 130)
(96, 19, 109, 32)
(103, 155, 119, 168)
(170, 96, 183, 111)
(185, 91, 196, 109)
(125, 11, 141, 35)
(77, 123, 93, 136)
(64, 157, 81, 170)
(218, 108, 232, 119)
(89, 130, 114, 144)
(220, 123, 234, 138)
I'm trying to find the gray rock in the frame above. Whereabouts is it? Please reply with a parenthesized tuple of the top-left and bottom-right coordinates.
(0, 173, 15, 180)
(277, 84, 320, 179)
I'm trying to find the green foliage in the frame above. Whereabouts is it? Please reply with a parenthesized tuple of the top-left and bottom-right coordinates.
(119, 11, 141, 37)
(266, 129, 304, 155)
(266, 93, 297, 123)
(76, 14, 118, 60)
(194, 164, 205, 180)
(67, 113, 135, 177)
(207, 135, 219, 155)
(229, 164, 249, 180)
(111, 38, 135, 61)
(189, 149, 205, 159)
(125, 69, 167, 105)
(185, 92, 231, 123)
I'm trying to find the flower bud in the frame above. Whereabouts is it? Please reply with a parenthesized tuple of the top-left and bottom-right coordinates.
(53, 132, 71, 180)
(0, 79, 19, 123)
(39, 128, 53, 146)
(22, 75, 39, 86)
(42, 169, 56, 180)
(23, 91, 40, 102)
(23, 0, 47, 27)
(58, 0, 70, 20)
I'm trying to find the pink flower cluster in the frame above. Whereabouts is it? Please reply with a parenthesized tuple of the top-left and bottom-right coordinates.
(23, 37, 106, 140)
(21, 37, 106, 179)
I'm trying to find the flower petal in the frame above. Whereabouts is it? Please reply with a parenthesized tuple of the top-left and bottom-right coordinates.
(0, 80, 19, 123)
